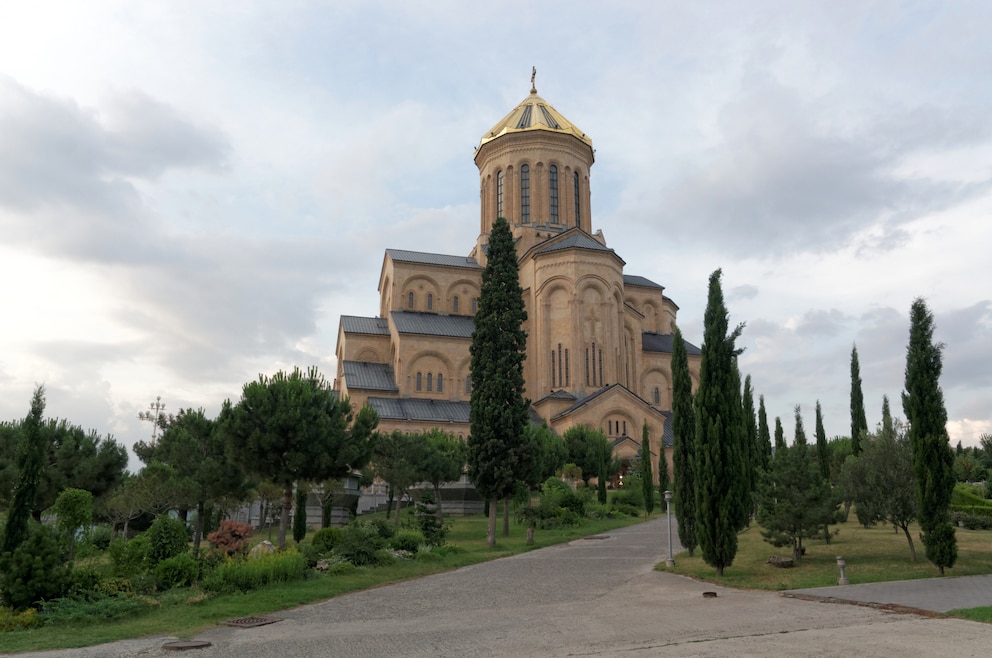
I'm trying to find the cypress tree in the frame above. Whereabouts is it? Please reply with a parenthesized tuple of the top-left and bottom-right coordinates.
(902, 298, 957, 574)
(671, 325, 697, 556)
(757, 395, 772, 472)
(640, 421, 655, 515)
(742, 374, 759, 509)
(850, 345, 868, 456)
(293, 484, 308, 543)
(815, 401, 829, 482)
(2, 386, 47, 556)
(468, 217, 529, 548)
(694, 269, 746, 576)
(774, 417, 786, 453)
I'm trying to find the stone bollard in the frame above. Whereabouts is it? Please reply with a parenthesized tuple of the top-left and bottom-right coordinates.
(836, 556, 849, 585)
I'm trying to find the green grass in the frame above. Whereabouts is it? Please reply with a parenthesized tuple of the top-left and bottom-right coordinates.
(0, 510, 651, 653)
(661, 520, 992, 592)
(948, 606, 992, 622)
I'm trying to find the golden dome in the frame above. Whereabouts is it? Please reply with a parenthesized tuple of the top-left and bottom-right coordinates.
(478, 89, 593, 150)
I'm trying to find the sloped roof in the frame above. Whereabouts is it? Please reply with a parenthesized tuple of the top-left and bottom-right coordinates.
(340, 316, 390, 335)
(536, 389, 578, 404)
(367, 397, 471, 423)
(534, 230, 616, 256)
(391, 311, 475, 338)
(386, 249, 481, 269)
(642, 332, 702, 356)
(341, 361, 398, 392)
(623, 274, 663, 289)
(478, 90, 592, 150)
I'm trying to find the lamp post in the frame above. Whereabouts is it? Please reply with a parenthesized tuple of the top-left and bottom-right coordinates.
(664, 489, 674, 567)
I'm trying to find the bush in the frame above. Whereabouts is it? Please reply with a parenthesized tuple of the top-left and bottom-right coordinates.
(951, 509, 992, 530)
(40, 593, 155, 625)
(414, 489, 448, 546)
(201, 551, 307, 593)
(155, 553, 200, 590)
(109, 535, 151, 577)
(94, 577, 134, 598)
(0, 606, 43, 631)
(147, 516, 189, 566)
(390, 530, 425, 553)
(334, 522, 390, 566)
(0, 524, 71, 610)
(368, 518, 395, 540)
(310, 527, 343, 554)
(66, 568, 104, 599)
(206, 520, 253, 557)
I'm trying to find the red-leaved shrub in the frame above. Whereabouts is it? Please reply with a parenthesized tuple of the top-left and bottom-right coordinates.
(206, 521, 254, 556)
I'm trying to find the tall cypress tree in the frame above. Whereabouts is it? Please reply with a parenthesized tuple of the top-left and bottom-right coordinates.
(694, 269, 746, 576)
(1, 386, 47, 556)
(468, 217, 529, 548)
(850, 345, 868, 456)
(902, 298, 957, 574)
(814, 401, 829, 482)
(742, 374, 759, 507)
(640, 421, 655, 515)
(757, 395, 772, 472)
(774, 417, 786, 453)
(671, 326, 697, 556)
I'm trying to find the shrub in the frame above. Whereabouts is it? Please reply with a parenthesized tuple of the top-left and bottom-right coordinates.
(951, 509, 992, 530)
(414, 489, 448, 546)
(40, 593, 155, 625)
(155, 553, 200, 590)
(206, 520, 254, 557)
(0, 606, 43, 631)
(201, 551, 307, 593)
(334, 522, 390, 566)
(310, 527, 343, 554)
(66, 568, 104, 599)
(0, 524, 71, 610)
(390, 530, 425, 553)
(109, 535, 151, 577)
(147, 516, 189, 566)
(94, 577, 134, 598)
(368, 518, 395, 540)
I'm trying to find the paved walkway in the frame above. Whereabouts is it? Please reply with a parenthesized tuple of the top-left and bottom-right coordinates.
(8, 519, 992, 657)
(787, 573, 992, 613)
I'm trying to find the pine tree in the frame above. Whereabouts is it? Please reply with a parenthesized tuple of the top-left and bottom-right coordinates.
(757, 395, 772, 472)
(850, 345, 868, 456)
(468, 216, 529, 548)
(640, 421, 655, 515)
(2, 386, 47, 556)
(671, 325, 697, 556)
(902, 298, 957, 574)
(693, 269, 746, 576)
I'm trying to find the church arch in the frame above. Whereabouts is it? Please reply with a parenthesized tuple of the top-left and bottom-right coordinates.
(401, 274, 441, 312)
(640, 367, 672, 409)
(445, 279, 481, 314)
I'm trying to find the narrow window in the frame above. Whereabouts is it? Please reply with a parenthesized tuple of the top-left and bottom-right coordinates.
(549, 165, 559, 224)
(585, 349, 590, 386)
(551, 351, 557, 387)
(591, 342, 597, 386)
(453, 295, 459, 313)
(465, 375, 471, 394)
(653, 387, 660, 405)
(599, 349, 604, 386)
(416, 372, 422, 391)
(427, 373, 433, 392)
(437, 373, 443, 393)
(408, 292, 414, 308)
(472, 298, 478, 313)
(520, 164, 530, 223)
(623, 420, 627, 435)
(496, 170, 504, 218)
(574, 171, 580, 227)
(427, 293, 433, 311)
(557, 343, 563, 387)
(564, 349, 570, 386)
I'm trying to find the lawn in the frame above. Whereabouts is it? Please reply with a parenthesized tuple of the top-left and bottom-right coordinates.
(0, 510, 652, 654)
(662, 519, 992, 591)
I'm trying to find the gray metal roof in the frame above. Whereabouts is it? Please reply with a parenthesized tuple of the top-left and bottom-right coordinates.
(536, 390, 578, 403)
(623, 274, 663, 289)
(367, 397, 471, 423)
(341, 316, 389, 335)
(386, 249, 481, 269)
(391, 311, 475, 338)
(341, 361, 398, 391)
(642, 332, 702, 356)
(535, 231, 614, 255)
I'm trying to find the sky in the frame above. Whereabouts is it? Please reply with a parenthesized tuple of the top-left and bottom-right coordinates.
(1, 1, 990, 471)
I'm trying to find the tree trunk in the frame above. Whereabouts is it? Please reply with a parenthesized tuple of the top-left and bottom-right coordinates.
(279, 483, 293, 549)
(433, 484, 444, 524)
(193, 500, 206, 553)
(487, 496, 497, 547)
(394, 491, 402, 529)
(902, 524, 917, 562)
(843, 499, 852, 522)
(502, 498, 510, 537)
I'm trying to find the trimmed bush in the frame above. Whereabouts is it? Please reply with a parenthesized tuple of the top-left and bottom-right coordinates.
(147, 516, 189, 566)
(155, 553, 200, 590)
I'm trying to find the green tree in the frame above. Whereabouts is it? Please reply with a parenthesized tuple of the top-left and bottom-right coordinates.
(756, 410, 837, 563)
(221, 366, 378, 549)
(814, 401, 829, 482)
(757, 395, 772, 473)
(412, 428, 467, 525)
(672, 325, 697, 556)
(693, 269, 746, 575)
(468, 217, 530, 547)
(52, 487, 93, 562)
(773, 417, 786, 453)
(293, 483, 309, 543)
(2, 386, 47, 556)
(372, 430, 422, 529)
(640, 421, 655, 515)
(850, 345, 868, 456)
(0, 524, 70, 610)
(902, 298, 957, 574)
(742, 375, 759, 506)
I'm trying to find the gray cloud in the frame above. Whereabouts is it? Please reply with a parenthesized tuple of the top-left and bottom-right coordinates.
(795, 309, 850, 338)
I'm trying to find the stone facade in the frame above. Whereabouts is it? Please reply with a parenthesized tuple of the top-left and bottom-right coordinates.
(333, 83, 701, 487)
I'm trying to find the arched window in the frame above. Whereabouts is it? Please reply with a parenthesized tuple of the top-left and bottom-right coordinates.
(427, 293, 433, 311)
(653, 387, 660, 405)
(427, 373, 433, 392)
(416, 372, 422, 391)
(437, 373, 443, 393)
(574, 171, 580, 227)
(453, 295, 459, 313)
(407, 292, 414, 308)
(549, 164, 559, 224)
(496, 170, 504, 218)
(520, 164, 530, 223)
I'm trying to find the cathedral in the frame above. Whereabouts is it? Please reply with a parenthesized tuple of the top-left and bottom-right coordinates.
(333, 76, 701, 488)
